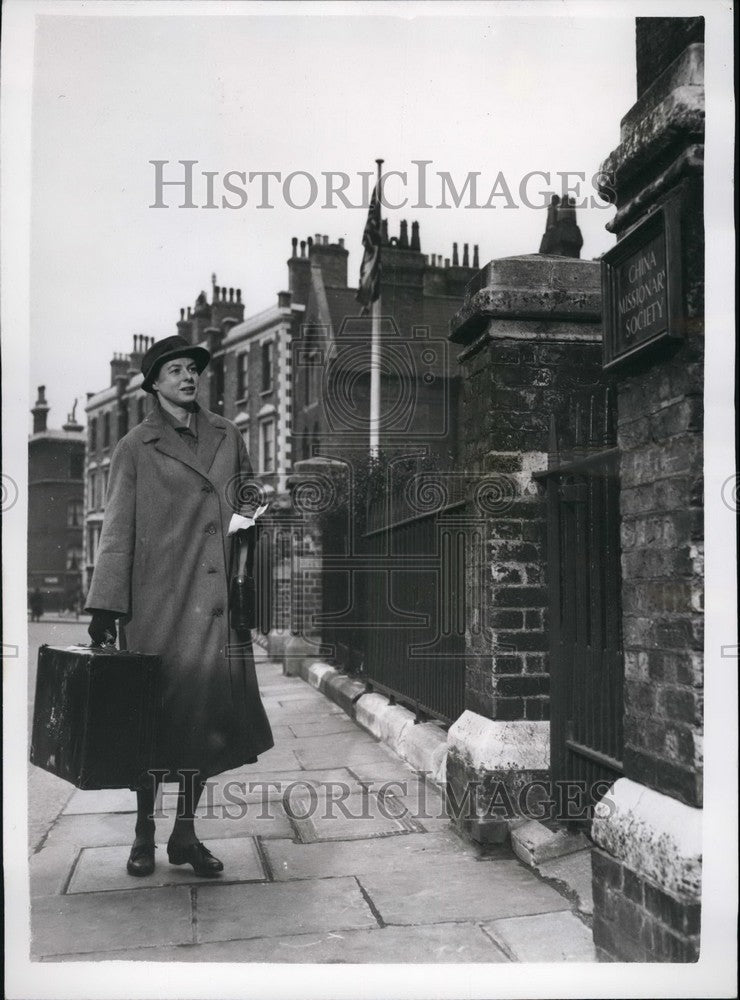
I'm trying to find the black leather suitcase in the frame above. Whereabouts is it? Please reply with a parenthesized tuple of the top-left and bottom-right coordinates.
(31, 644, 160, 790)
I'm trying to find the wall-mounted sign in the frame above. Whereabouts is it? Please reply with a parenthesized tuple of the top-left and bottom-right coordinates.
(601, 193, 683, 371)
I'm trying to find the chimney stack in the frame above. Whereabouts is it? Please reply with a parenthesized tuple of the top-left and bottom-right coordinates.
(462, 243, 469, 267)
(410, 221, 421, 251)
(452, 242, 459, 266)
(473, 244, 480, 268)
(31, 385, 50, 435)
(399, 220, 409, 248)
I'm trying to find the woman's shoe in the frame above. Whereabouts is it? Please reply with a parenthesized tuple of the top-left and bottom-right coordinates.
(127, 840, 156, 877)
(167, 840, 224, 877)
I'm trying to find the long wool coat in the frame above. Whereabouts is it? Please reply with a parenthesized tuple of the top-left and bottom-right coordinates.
(86, 404, 274, 780)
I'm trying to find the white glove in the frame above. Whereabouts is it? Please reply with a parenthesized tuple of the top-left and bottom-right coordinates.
(227, 505, 268, 535)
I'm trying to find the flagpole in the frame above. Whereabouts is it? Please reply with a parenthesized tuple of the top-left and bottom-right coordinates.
(369, 158, 383, 458)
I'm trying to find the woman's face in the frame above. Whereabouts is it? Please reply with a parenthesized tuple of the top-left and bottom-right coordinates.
(153, 356, 200, 407)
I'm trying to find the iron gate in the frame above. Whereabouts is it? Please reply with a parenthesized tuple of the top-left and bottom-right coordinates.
(535, 394, 624, 802)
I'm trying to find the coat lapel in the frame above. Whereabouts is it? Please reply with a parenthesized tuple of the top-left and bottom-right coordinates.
(197, 409, 228, 473)
(142, 406, 226, 483)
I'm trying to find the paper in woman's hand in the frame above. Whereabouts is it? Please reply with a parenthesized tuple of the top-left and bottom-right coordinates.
(227, 504, 269, 535)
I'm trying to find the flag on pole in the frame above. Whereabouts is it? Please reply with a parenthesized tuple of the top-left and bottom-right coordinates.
(356, 184, 381, 315)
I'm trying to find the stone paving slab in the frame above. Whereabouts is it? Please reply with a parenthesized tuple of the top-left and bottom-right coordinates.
(266, 708, 349, 724)
(228, 746, 303, 772)
(67, 836, 266, 894)
(195, 875, 377, 943)
(288, 718, 360, 738)
(159, 804, 294, 840)
(357, 859, 572, 925)
(32, 886, 193, 958)
(30, 843, 79, 898)
(264, 831, 475, 882)
(483, 910, 597, 962)
(294, 740, 398, 770)
(63, 787, 135, 815)
(288, 790, 417, 843)
(50, 920, 511, 963)
(535, 849, 594, 916)
(43, 802, 293, 851)
(196, 767, 360, 807)
(348, 762, 436, 784)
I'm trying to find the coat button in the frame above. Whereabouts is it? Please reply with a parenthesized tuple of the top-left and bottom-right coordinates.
(213, 608, 223, 617)
(205, 523, 217, 534)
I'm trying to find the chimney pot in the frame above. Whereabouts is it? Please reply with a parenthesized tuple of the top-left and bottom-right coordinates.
(291, 237, 298, 257)
(462, 243, 469, 267)
(338, 237, 345, 248)
(229, 287, 234, 302)
(410, 221, 420, 251)
(452, 242, 459, 266)
(300, 240, 306, 257)
(473, 244, 480, 268)
(445, 258, 450, 268)
(236, 288, 242, 302)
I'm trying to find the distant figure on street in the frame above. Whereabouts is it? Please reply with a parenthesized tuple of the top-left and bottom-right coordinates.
(29, 588, 44, 622)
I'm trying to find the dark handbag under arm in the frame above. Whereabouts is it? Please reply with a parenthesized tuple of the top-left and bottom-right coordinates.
(230, 527, 256, 632)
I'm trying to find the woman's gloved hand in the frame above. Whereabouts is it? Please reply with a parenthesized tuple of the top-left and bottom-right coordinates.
(88, 610, 118, 646)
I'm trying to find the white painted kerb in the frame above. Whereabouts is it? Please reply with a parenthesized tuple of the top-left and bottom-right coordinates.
(592, 777, 702, 901)
(448, 711, 550, 771)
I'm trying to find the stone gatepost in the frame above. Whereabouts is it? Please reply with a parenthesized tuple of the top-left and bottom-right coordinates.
(447, 249, 602, 842)
(589, 18, 704, 963)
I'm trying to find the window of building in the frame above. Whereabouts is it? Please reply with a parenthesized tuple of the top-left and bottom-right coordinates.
(69, 450, 84, 480)
(89, 417, 98, 451)
(210, 357, 225, 415)
(88, 472, 98, 510)
(66, 546, 83, 571)
(118, 405, 129, 439)
(102, 468, 110, 502)
(103, 412, 111, 449)
(137, 397, 146, 423)
(237, 352, 248, 400)
(87, 524, 100, 564)
(260, 419, 275, 473)
(261, 341, 273, 393)
(67, 500, 83, 527)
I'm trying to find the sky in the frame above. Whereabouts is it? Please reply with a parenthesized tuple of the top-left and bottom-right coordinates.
(29, 9, 637, 426)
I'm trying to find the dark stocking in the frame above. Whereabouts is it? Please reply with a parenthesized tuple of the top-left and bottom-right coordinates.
(168, 771, 206, 848)
(134, 772, 161, 845)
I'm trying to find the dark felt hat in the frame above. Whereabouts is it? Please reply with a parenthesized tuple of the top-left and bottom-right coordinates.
(141, 335, 210, 393)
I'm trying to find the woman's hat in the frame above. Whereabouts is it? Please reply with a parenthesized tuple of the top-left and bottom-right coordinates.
(141, 336, 211, 393)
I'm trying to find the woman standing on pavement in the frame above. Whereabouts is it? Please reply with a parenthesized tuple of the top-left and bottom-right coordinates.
(85, 335, 273, 878)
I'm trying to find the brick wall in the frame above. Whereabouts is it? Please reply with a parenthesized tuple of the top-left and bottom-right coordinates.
(616, 179, 704, 810)
(458, 335, 603, 722)
(592, 848, 700, 962)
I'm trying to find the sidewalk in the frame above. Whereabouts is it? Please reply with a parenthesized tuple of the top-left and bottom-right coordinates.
(30, 647, 596, 963)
